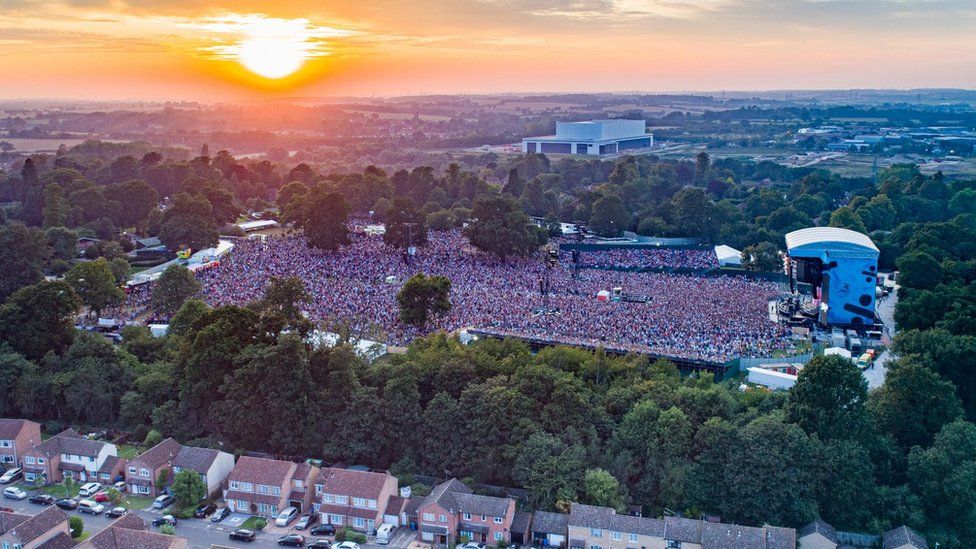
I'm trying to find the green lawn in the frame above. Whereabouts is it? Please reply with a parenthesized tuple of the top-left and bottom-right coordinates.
(116, 444, 144, 459)
(240, 516, 267, 530)
(38, 482, 81, 498)
(120, 494, 155, 509)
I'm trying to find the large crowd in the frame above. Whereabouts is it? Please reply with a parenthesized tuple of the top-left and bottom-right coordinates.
(571, 247, 717, 271)
(188, 230, 790, 362)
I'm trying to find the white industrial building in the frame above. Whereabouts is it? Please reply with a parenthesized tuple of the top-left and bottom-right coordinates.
(522, 119, 652, 155)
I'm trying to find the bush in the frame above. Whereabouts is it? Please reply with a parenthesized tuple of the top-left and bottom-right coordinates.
(160, 524, 176, 536)
(337, 528, 367, 544)
(143, 429, 163, 447)
(49, 259, 72, 276)
(69, 516, 84, 538)
(254, 518, 267, 530)
(174, 505, 196, 519)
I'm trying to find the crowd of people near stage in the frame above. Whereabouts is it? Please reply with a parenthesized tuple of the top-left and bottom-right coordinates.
(187, 230, 790, 362)
(570, 246, 717, 271)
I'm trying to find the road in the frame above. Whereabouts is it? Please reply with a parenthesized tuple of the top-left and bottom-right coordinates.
(2, 494, 417, 549)
(863, 282, 898, 390)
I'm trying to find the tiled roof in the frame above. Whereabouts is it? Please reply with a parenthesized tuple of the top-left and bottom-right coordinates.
(385, 496, 406, 517)
(0, 418, 36, 440)
(455, 493, 510, 518)
(28, 429, 88, 458)
(799, 519, 838, 543)
(610, 514, 665, 537)
(664, 517, 704, 543)
(569, 503, 614, 530)
(422, 478, 472, 513)
(99, 455, 124, 474)
(315, 467, 391, 499)
(511, 511, 532, 534)
(533, 511, 569, 535)
(403, 497, 423, 516)
(225, 490, 283, 506)
(228, 456, 295, 486)
(883, 526, 928, 549)
(9, 506, 69, 543)
(87, 512, 183, 549)
(0, 512, 31, 535)
(131, 438, 182, 469)
(36, 531, 76, 549)
(172, 446, 221, 473)
(292, 463, 311, 480)
(57, 431, 107, 457)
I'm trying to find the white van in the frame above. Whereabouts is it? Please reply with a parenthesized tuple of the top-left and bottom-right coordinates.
(376, 523, 397, 545)
(275, 506, 300, 527)
(78, 482, 102, 497)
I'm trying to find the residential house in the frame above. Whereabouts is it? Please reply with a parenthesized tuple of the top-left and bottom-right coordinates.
(384, 496, 406, 528)
(0, 419, 42, 468)
(312, 467, 398, 533)
(21, 429, 118, 484)
(797, 519, 838, 549)
(125, 438, 183, 497)
(881, 526, 927, 549)
(81, 512, 189, 549)
(287, 463, 319, 514)
(97, 456, 127, 486)
(171, 446, 235, 498)
(511, 511, 532, 546)
(403, 497, 422, 531)
(0, 506, 72, 549)
(532, 511, 569, 548)
(662, 516, 796, 549)
(415, 478, 516, 545)
(568, 503, 666, 549)
(223, 456, 301, 518)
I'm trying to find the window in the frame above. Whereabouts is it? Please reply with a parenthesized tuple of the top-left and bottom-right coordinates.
(336, 495, 349, 505)
(37, 458, 44, 465)
(591, 529, 602, 538)
(352, 497, 366, 508)
(313, 503, 321, 512)
(139, 486, 150, 494)
(257, 503, 269, 513)
(422, 532, 434, 542)
(258, 485, 270, 494)
(0, 440, 10, 448)
(494, 517, 503, 524)
(88, 456, 95, 462)
(24, 473, 35, 481)
(481, 515, 486, 521)
(140, 468, 150, 477)
(331, 514, 343, 525)
(293, 479, 304, 488)
(315, 484, 323, 494)
(270, 505, 278, 516)
(354, 517, 365, 528)
(629, 534, 638, 543)
(1, 456, 11, 463)
(495, 533, 504, 542)
(590, 545, 603, 549)
(439, 515, 447, 523)
(323, 493, 333, 503)
(368, 500, 377, 509)
(240, 482, 253, 492)
(172, 467, 181, 474)
(666, 542, 681, 549)
(423, 513, 435, 522)
(463, 513, 471, 520)
(272, 487, 281, 496)
(612, 532, 621, 541)
(24, 456, 35, 465)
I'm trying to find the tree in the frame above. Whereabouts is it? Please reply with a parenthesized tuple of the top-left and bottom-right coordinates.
(46, 226, 78, 261)
(384, 198, 429, 249)
(109, 257, 131, 286)
(512, 432, 585, 510)
(582, 468, 625, 511)
(260, 276, 311, 322)
(0, 280, 82, 360)
(171, 468, 207, 507)
(159, 192, 218, 252)
(464, 194, 545, 260)
(64, 258, 124, 317)
(288, 191, 350, 251)
(110, 179, 159, 229)
(695, 151, 710, 184)
(69, 516, 84, 539)
(0, 223, 50, 301)
(503, 168, 525, 198)
(786, 355, 871, 443)
(671, 187, 716, 239)
(741, 242, 781, 272)
(397, 273, 452, 326)
(151, 264, 202, 317)
(828, 206, 867, 233)
(276, 181, 308, 211)
(589, 195, 630, 237)
(896, 251, 942, 290)
(42, 183, 69, 228)
(869, 359, 964, 449)
(908, 421, 976, 546)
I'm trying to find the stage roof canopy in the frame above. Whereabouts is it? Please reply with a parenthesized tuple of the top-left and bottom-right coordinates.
(785, 227, 879, 258)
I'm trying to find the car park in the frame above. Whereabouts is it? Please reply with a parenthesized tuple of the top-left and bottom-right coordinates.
(295, 513, 318, 530)
(3, 486, 27, 500)
(106, 507, 127, 518)
(229, 529, 257, 542)
(194, 503, 216, 518)
(152, 515, 177, 527)
(307, 541, 332, 549)
(0, 468, 23, 484)
(309, 524, 336, 537)
(153, 494, 176, 509)
(55, 498, 78, 510)
(277, 534, 305, 547)
(29, 494, 56, 505)
(275, 506, 300, 527)
(78, 482, 101, 497)
(211, 507, 231, 522)
(78, 499, 105, 515)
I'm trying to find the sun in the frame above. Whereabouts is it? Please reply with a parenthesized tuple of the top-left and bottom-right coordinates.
(238, 35, 307, 79)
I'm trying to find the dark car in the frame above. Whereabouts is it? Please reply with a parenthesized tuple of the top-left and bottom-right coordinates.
(152, 515, 177, 527)
(29, 494, 55, 505)
(295, 513, 318, 530)
(278, 534, 305, 547)
(309, 524, 336, 537)
(194, 503, 216, 518)
(211, 507, 231, 522)
(55, 498, 78, 510)
(229, 529, 257, 542)
(307, 541, 332, 549)
(106, 507, 127, 518)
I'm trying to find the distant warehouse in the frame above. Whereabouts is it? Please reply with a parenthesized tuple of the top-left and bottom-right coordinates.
(522, 119, 652, 155)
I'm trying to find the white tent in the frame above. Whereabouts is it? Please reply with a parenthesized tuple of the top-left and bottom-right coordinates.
(237, 219, 279, 233)
(307, 330, 388, 362)
(714, 245, 742, 267)
(824, 346, 854, 362)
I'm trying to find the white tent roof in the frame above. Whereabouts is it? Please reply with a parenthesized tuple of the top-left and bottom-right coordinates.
(785, 227, 878, 253)
(714, 245, 742, 263)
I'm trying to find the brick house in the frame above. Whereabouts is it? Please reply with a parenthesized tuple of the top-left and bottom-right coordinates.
(21, 429, 118, 484)
(171, 445, 235, 498)
(81, 512, 189, 549)
(311, 467, 398, 534)
(416, 478, 516, 545)
(125, 438, 183, 497)
(0, 419, 42, 468)
(0, 506, 72, 549)
(96, 456, 127, 486)
(223, 456, 309, 518)
(287, 463, 320, 515)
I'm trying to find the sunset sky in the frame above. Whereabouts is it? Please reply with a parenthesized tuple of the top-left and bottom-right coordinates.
(2, 0, 975, 101)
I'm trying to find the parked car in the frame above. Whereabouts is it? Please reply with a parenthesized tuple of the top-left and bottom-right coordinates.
(78, 499, 105, 515)
(3, 486, 27, 500)
(459, 543, 486, 549)
(277, 534, 305, 547)
(376, 523, 396, 545)
(78, 482, 101, 497)
(275, 506, 300, 527)
(194, 503, 216, 518)
(106, 507, 127, 518)
(309, 524, 336, 537)
(55, 498, 78, 510)
(29, 494, 56, 505)
(295, 513, 318, 530)
(308, 541, 332, 549)
(211, 507, 231, 522)
(112, 481, 126, 492)
(0, 468, 23, 484)
(152, 515, 177, 527)
(94, 491, 111, 502)
(230, 529, 257, 542)
(153, 494, 176, 509)
(332, 542, 360, 549)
